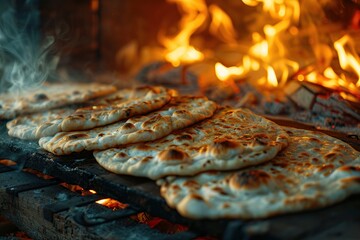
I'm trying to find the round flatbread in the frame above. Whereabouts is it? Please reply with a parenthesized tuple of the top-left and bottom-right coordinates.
(39, 96, 217, 155)
(94, 107, 289, 179)
(60, 86, 172, 131)
(159, 127, 360, 219)
(6, 107, 76, 140)
(0, 82, 117, 119)
(7, 86, 174, 140)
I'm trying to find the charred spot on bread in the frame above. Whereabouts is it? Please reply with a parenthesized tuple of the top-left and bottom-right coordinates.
(338, 166, 360, 172)
(125, 108, 132, 117)
(212, 186, 228, 195)
(176, 134, 193, 141)
(115, 152, 128, 158)
(67, 114, 85, 120)
(34, 93, 49, 101)
(183, 180, 200, 188)
(213, 139, 239, 149)
(209, 139, 240, 158)
(230, 170, 271, 189)
(142, 114, 162, 127)
(158, 148, 190, 162)
(190, 194, 204, 201)
(121, 122, 135, 130)
(67, 133, 89, 140)
(135, 144, 151, 150)
(324, 152, 339, 162)
(308, 137, 321, 143)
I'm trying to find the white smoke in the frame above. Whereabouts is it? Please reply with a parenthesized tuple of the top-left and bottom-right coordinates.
(0, 1, 58, 95)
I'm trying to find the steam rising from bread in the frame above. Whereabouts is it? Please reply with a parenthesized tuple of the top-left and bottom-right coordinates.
(0, 1, 58, 95)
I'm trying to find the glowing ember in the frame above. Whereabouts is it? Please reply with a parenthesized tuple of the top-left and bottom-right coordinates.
(95, 198, 128, 210)
(0, 159, 17, 166)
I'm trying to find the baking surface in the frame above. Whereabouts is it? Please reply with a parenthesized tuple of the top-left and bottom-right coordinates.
(1, 119, 360, 238)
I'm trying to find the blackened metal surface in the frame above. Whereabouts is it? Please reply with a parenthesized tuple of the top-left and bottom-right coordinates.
(2, 119, 360, 239)
(0, 165, 15, 173)
(72, 206, 141, 227)
(6, 178, 59, 197)
(0, 120, 236, 237)
(43, 194, 105, 222)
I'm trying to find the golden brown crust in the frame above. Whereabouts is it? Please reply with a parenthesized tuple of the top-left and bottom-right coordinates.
(40, 96, 217, 155)
(0, 82, 117, 119)
(94, 107, 288, 179)
(159, 127, 360, 219)
(60, 86, 172, 131)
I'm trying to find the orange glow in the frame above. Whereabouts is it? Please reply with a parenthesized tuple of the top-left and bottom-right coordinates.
(165, 46, 204, 67)
(242, 0, 300, 22)
(0, 159, 17, 166)
(160, 0, 207, 66)
(249, 34, 268, 58)
(267, 66, 278, 87)
(298, 66, 360, 97)
(215, 62, 245, 81)
(334, 35, 360, 87)
(150, 0, 359, 96)
(96, 198, 128, 210)
(240, 0, 300, 88)
(209, 4, 237, 44)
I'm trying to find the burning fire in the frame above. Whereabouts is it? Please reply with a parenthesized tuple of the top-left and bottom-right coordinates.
(296, 35, 360, 97)
(334, 35, 360, 87)
(95, 198, 128, 210)
(219, 0, 300, 88)
(209, 4, 237, 45)
(215, 62, 245, 81)
(120, 0, 360, 101)
(160, 0, 206, 67)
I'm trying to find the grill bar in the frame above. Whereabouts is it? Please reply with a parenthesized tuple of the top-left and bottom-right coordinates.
(0, 165, 15, 173)
(6, 179, 59, 197)
(1, 120, 360, 239)
(43, 194, 105, 222)
(0, 169, 199, 240)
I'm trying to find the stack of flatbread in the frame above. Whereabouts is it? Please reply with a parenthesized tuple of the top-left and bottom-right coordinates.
(1, 82, 360, 221)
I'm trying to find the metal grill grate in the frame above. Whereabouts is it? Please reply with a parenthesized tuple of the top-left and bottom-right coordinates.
(1, 120, 360, 239)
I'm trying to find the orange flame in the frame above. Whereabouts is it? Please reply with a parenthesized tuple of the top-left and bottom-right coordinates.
(241, 0, 300, 88)
(209, 4, 237, 44)
(334, 35, 360, 87)
(160, 0, 207, 66)
(242, 0, 299, 22)
(297, 34, 360, 97)
(215, 62, 245, 81)
(96, 198, 128, 210)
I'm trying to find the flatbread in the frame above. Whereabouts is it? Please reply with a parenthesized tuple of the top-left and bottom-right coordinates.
(0, 82, 117, 119)
(94, 108, 289, 179)
(159, 127, 360, 219)
(6, 86, 173, 140)
(60, 86, 172, 131)
(39, 96, 217, 155)
(6, 107, 76, 140)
